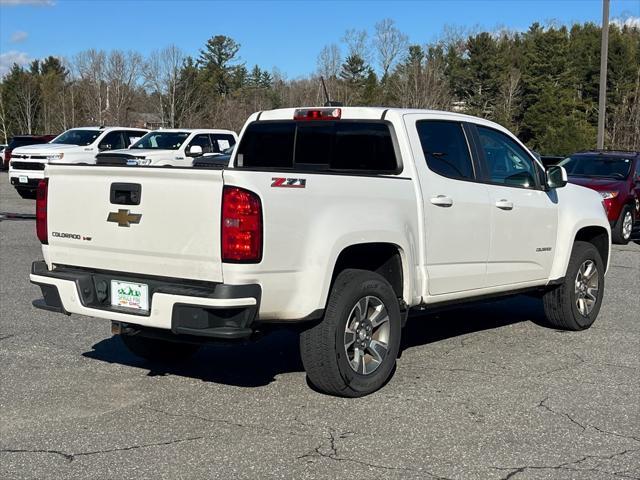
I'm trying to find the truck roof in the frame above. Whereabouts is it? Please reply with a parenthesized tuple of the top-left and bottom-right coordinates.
(149, 128, 236, 134)
(255, 106, 508, 131)
(65, 126, 148, 132)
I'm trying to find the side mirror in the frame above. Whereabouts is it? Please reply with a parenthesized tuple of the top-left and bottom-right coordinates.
(546, 165, 568, 189)
(98, 143, 111, 151)
(188, 145, 203, 157)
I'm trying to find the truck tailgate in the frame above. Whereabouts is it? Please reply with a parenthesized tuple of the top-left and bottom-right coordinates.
(45, 165, 224, 282)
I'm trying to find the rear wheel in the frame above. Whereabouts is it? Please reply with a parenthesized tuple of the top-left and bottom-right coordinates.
(120, 334, 199, 363)
(612, 205, 633, 245)
(300, 269, 402, 397)
(542, 241, 605, 331)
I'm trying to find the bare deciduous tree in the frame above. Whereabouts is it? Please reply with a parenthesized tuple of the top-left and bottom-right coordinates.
(13, 71, 40, 134)
(342, 29, 369, 60)
(73, 49, 107, 125)
(391, 46, 452, 109)
(374, 19, 408, 79)
(316, 44, 341, 79)
(494, 68, 521, 131)
(144, 45, 193, 128)
(105, 50, 142, 125)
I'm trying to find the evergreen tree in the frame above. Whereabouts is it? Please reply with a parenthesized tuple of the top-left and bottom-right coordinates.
(198, 35, 241, 95)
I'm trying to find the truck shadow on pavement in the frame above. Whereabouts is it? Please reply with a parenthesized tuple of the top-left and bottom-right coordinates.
(83, 294, 547, 388)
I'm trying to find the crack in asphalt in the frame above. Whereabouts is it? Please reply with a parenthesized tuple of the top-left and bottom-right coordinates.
(537, 397, 587, 431)
(297, 427, 423, 474)
(0, 436, 204, 463)
(537, 397, 640, 442)
(491, 448, 640, 479)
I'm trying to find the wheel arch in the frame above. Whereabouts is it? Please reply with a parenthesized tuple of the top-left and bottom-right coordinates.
(574, 226, 610, 271)
(329, 243, 407, 306)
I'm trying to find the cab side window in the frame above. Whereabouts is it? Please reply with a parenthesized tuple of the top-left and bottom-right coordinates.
(210, 134, 236, 153)
(98, 131, 125, 151)
(416, 120, 475, 180)
(125, 130, 146, 147)
(187, 134, 213, 155)
(477, 126, 538, 189)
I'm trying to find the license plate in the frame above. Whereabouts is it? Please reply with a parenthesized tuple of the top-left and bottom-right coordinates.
(19, 176, 28, 184)
(110, 280, 149, 311)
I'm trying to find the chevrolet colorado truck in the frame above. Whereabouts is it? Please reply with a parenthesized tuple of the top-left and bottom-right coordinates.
(30, 107, 611, 397)
(95, 129, 237, 167)
(9, 127, 148, 199)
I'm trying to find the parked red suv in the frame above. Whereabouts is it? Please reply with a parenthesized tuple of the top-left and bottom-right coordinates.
(2, 134, 57, 170)
(560, 150, 640, 244)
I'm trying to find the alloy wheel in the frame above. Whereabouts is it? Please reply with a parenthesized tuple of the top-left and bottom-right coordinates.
(344, 296, 390, 375)
(574, 260, 599, 316)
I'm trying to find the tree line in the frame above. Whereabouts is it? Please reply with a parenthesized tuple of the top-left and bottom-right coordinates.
(0, 19, 638, 155)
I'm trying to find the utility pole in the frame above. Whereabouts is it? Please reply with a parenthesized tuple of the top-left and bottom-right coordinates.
(597, 0, 610, 149)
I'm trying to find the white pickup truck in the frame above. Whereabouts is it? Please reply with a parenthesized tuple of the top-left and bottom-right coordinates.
(30, 107, 611, 397)
(9, 126, 148, 198)
(95, 129, 238, 167)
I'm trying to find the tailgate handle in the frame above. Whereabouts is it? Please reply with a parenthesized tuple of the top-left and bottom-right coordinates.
(110, 183, 141, 205)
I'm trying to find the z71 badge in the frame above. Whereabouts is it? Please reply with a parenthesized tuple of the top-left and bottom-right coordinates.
(271, 177, 306, 188)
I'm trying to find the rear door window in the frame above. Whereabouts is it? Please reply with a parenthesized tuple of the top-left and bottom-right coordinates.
(236, 121, 398, 173)
(416, 121, 475, 180)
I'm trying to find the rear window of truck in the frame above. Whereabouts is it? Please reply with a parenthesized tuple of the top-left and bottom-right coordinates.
(236, 121, 399, 173)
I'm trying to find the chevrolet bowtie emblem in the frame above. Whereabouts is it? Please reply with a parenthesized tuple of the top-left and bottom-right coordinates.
(107, 209, 142, 227)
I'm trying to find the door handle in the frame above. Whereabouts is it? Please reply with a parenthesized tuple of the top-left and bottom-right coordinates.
(495, 199, 514, 210)
(430, 195, 453, 207)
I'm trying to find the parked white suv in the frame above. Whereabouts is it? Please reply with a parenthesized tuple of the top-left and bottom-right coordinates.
(30, 107, 610, 397)
(95, 129, 238, 167)
(9, 126, 148, 198)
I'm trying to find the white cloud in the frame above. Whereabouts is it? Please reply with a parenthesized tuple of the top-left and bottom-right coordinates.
(612, 16, 640, 29)
(10, 30, 28, 43)
(0, 50, 31, 77)
(0, 0, 55, 5)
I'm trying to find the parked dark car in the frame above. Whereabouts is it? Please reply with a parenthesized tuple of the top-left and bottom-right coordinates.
(192, 146, 234, 168)
(560, 150, 640, 244)
(2, 134, 57, 170)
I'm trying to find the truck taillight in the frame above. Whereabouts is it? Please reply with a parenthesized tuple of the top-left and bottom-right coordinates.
(36, 178, 48, 244)
(221, 186, 262, 263)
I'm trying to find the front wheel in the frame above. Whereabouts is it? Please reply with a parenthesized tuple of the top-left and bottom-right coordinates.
(542, 241, 605, 331)
(612, 205, 634, 245)
(300, 269, 402, 397)
(120, 334, 199, 363)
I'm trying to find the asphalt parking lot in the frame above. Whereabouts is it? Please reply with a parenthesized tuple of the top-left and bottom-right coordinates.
(0, 171, 638, 480)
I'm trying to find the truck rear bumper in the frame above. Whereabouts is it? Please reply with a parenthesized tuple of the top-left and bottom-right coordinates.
(30, 261, 261, 340)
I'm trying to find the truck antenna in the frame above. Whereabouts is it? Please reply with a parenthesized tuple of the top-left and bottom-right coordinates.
(320, 76, 342, 107)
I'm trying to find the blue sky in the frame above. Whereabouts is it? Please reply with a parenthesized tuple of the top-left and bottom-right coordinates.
(1, 0, 639, 77)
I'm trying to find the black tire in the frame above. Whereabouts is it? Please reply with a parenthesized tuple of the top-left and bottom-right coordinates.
(542, 241, 605, 331)
(17, 189, 37, 200)
(611, 205, 633, 245)
(300, 269, 402, 397)
(120, 334, 199, 363)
